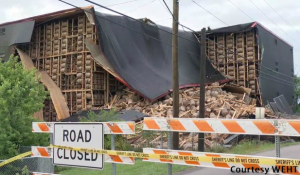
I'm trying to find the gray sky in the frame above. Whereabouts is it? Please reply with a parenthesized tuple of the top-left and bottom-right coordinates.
(1, 0, 299, 76)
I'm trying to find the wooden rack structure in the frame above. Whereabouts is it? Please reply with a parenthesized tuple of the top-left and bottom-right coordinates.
(17, 12, 122, 122)
(206, 29, 261, 96)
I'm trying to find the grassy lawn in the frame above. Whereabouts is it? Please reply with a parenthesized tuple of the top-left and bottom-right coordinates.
(57, 140, 300, 175)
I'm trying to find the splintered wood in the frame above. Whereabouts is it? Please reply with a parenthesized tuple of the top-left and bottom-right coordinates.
(100, 82, 274, 150)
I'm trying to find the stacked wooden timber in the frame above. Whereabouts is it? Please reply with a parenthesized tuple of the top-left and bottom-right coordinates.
(99, 82, 275, 150)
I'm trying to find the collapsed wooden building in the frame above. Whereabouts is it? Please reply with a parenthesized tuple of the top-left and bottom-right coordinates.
(0, 6, 295, 123)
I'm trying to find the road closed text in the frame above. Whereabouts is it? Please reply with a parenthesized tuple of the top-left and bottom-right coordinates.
(56, 129, 99, 161)
(53, 123, 104, 169)
(56, 148, 98, 161)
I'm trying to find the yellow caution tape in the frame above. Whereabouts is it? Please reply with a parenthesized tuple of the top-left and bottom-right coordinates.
(0, 151, 31, 168)
(50, 145, 300, 167)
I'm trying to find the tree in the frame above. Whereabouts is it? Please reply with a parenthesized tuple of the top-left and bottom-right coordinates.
(0, 55, 49, 159)
(79, 108, 133, 151)
(294, 75, 300, 113)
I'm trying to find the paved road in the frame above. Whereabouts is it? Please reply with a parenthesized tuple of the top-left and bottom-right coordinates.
(175, 144, 300, 175)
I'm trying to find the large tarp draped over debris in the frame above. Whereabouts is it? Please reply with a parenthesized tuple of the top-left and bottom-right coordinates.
(93, 12, 226, 101)
(208, 22, 294, 107)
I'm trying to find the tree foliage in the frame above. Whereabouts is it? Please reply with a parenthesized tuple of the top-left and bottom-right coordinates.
(0, 55, 49, 159)
(79, 108, 133, 150)
(294, 75, 300, 113)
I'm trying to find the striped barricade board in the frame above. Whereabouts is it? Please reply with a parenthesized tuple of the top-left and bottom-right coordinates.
(143, 118, 300, 136)
(32, 173, 60, 175)
(32, 122, 135, 134)
(31, 146, 135, 165)
(143, 148, 300, 174)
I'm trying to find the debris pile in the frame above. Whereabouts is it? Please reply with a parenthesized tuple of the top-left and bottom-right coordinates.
(100, 82, 274, 150)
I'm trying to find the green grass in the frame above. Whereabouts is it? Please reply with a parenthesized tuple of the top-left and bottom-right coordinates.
(57, 140, 300, 175)
(57, 159, 190, 175)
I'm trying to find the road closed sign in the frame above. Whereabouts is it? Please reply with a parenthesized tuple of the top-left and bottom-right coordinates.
(53, 123, 104, 169)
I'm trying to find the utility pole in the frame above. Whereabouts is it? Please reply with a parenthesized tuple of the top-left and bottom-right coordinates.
(198, 28, 206, 152)
(172, 0, 179, 151)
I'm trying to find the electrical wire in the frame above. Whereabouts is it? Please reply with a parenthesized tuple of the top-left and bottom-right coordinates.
(262, 0, 300, 37)
(227, 0, 255, 21)
(91, 0, 296, 80)
(226, 0, 299, 78)
(85, 0, 201, 45)
(94, 0, 143, 11)
(60, 0, 296, 83)
(162, 0, 178, 23)
(107, 0, 142, 7)
(90, 0, 296, 81)
(154, 18, 172, 22)
(249, 0, 300, 45)
(124, 0, 156, 14)
(191, 0, 229, 26)
(206, 37, 296, 80)
(260, 75, 295, 87)
(58, 0, 202, 60)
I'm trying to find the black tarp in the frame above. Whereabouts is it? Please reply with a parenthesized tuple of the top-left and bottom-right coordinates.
(93, 12, 226, 101)
(208, 22, 294, 106)
(0, 20, 34, 61)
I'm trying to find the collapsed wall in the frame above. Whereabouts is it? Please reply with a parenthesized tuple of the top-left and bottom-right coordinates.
(206, 29, 259, 96)
(205, 22, 294, 107)
(17, 10, 123, 121)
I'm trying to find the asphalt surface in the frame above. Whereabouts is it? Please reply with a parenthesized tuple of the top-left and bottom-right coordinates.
(175, 144, 300, 175)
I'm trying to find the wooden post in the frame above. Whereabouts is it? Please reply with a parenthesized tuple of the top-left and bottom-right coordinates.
(172, 0, 179, 150)
(198, 28, 206, 151)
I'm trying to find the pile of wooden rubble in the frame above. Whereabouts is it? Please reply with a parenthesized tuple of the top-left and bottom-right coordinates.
(100, 82, 274, 150)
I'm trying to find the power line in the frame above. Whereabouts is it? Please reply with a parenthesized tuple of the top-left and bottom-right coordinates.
(154, 18, 172, 22)
(95, 0, 142, 10)
(191, 0, 229, 26)
(116, 0, 296, 82)
(206, 37, 296, 80)
(107, 0, 142, 7)
(227, 0, 299, 78)
(58, 0, 203, 61)
(60, 0, 295, 83)
(162, 0, 178, 23)
(85, 0, 202, 45)
(260, 75, 295, 87)
(262, 0, 300, 37)
(248, 0, 300, 45)
(124, 0, 156, 14)
(227, 0, 255, 21)
(258, 68, 294, 85)
(90, 0, 295, 81)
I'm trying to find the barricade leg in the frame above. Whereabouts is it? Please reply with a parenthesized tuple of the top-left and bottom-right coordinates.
(49, 133, 54, 173)
(161, 132, 163, 149)
(111, 134, 116, 175)
(168, 132, 172, 175)
(275, 136, 280, 175)
(275, 136, 280, 158)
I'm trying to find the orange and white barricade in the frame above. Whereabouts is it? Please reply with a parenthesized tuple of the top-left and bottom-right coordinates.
(143, 148, 300, 174)
(32, 122, 135, 134)
(32, 173, 60, 175)
(143, 117, 300, 136)
(32, 122, 136, 165)
(31, 146, 135, 164)
(142, 117, 300, 174)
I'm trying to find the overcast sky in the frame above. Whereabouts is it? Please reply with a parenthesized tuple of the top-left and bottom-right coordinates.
(1, 0, 299, 77)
